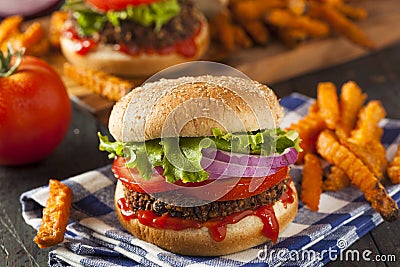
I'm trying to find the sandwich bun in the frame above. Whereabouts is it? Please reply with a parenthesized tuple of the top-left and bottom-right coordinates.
(108, 75, 284, 142)
(60, 10, 209, 77)
(114, 180, 298, 256)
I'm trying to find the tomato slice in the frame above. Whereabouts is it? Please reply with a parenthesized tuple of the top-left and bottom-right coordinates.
(177, 166, 288, 201)
(85, 0, 161, 12)
(112, 157, 288, 201)
(112, 156, 178, 193)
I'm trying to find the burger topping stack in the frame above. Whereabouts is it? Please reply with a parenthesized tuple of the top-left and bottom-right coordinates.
(62, 0, 202, 57)
(98, 76, 301, 256)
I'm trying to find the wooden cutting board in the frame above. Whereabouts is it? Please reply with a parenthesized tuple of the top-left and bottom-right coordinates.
(39, 0, 400, 125)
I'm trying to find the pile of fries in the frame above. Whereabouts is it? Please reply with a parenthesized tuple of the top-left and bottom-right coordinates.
(287, 81, 399, 222)
(211, 0, 373, 51)
(0, 15, 49, 56)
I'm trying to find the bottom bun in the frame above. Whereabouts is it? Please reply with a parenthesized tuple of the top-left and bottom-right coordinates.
(114, 180, 298, 256)
(60, 11, 209, 77)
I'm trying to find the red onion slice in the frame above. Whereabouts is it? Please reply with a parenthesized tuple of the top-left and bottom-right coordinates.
(202, 147, 298, 167)
(200, 157, 280, 178)
(154, 148, 297, 180)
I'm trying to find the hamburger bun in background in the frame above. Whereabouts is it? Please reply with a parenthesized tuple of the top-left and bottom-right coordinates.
(98, 62, 301, 256)
(60, 0, 210, 77)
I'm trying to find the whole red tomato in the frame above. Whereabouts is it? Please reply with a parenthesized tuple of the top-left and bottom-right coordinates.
(0, 51, 71, 165)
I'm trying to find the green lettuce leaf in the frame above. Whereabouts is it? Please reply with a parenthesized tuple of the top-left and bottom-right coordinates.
(161, 138, 210, 183)
(97, 127, 301, 184)
(107, 0, 180, 31)
(210, 128, 301, 155)
(63, 0, 180, 36)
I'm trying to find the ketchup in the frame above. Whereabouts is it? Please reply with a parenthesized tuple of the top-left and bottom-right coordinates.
(63, 28, 98, 55)
(117, 181, 296, 243)
(280, 182, 295, 208)
(65, 22, 201, 57)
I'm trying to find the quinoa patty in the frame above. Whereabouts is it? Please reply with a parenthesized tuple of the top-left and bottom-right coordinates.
(123, 178, 290, 222)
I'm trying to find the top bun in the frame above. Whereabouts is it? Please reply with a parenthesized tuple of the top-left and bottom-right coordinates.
(109, 75, 283, 142)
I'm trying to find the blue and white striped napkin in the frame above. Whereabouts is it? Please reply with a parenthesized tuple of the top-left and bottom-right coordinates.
(20, 93, 400, 267)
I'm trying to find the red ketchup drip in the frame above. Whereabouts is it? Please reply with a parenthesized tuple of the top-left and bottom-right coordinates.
(204, 209, 253, 242)
(63, 28, 98, 55)
(255, 206, 279, 243)
(117, 181, 296, 243)
(117, 198, 136, 220)
(114, 23, 202, 58)
(280, 182, 295, 208)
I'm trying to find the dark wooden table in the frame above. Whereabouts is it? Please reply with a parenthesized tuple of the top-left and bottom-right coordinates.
(1, 42, 399, 266)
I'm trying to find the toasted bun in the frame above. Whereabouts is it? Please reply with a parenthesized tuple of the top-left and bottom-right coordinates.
(60, 10, 209, 77)
(109, 76, 283, 142)
(114, 180, 297, 256)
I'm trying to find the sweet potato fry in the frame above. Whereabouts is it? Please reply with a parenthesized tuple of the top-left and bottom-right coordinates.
(309, 3, 374, 49)
(388, 144, 400, 184)
(337, 3, 368, 21)
(13, 21, 48, 56)
(349, 100, 386, 145)
(286, 105, 326, 163)
(287, 0, 308, 16)
(239, 19, 270, 45)
(0, 16, 22, 44)
(323, 166, 350, 191)
(211, 10, 235, 51)
(301, 153, 323, 211)
(317, 130, 399, 222)
(317, 82, 340, 130)
(0, 15, 49, 56)
(16, 22, 44, 49)
(233, 25, 253, 48)
(313, 0, 344, 7)
(277, 28, 308, 48)
(266, 9, 330, 38)
(49, 11, 68, 48)
(335, 81, 366, 138)
(230, 0, 285, 21)
(366, 140, 388, 174)
(341, 139, 386, 179)
(64, 63, 133, 101)
(34, 179, 72, 248)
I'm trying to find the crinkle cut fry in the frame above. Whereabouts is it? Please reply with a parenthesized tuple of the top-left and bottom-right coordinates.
(49, 11, 68, 48)
(336, 81, 366, 138)
(63, 63, 133, 101)
(388, 144, 400, 184)
(0, 16, 22, 44)
(317, 82, 340, 130)
(341, 139, 385, 179)
(16, 21, 45, 50)
(323, 166, 350, 191)
(34, 179, 72, 248)
(317, 130, 399, 222)
(286, 102, 326, 164)
(349, 100, 386, 145)
(301, 153, 323, 211)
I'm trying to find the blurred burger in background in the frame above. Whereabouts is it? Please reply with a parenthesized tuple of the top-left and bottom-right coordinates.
(60, 0, 209, 76)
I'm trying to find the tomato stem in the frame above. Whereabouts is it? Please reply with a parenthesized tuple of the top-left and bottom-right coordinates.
(0, 45, 25, 78)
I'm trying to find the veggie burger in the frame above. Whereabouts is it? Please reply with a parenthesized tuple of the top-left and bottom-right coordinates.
(60, 0, 209, 76)
(99, 75, 301, 256)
